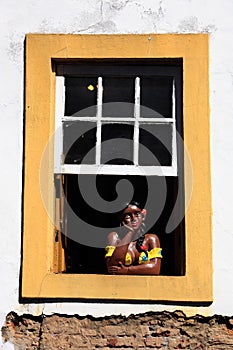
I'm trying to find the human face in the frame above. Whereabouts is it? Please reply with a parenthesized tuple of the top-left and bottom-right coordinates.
(121, 205, 146, 231)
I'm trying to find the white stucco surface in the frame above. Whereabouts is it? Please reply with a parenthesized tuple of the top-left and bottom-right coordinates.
(1, 0, 233, 347)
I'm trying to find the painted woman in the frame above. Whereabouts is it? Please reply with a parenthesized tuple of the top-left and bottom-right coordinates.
(105, 201, 162, 275)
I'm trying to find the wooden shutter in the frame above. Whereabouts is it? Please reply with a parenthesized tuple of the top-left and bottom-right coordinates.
(54, 175, 67, 273)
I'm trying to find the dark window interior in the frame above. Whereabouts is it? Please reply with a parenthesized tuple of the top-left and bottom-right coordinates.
(140, 76, 173, 118)
(101, 123, 134, 165)
(65, 77, 97, 116)
(58, 174, 185, 276)
(64, 121, 96, 164)
(139, 124, 172, 166)
(103, 77, 135, 115)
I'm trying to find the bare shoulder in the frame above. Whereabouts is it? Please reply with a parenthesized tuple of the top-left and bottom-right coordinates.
(107, 231, 120, 246)
(144, 233, 160, 248)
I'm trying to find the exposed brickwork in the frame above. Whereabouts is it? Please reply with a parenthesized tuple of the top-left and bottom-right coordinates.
(1, 311, 233, 349)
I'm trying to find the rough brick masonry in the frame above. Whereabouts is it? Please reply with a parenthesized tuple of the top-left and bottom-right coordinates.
(1, 311, 233, 349)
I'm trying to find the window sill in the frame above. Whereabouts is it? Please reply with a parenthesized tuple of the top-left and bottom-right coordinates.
(22, 272, 212, 302)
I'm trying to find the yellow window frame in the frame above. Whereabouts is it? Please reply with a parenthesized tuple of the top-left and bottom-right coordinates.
(22, 34, 212, 301)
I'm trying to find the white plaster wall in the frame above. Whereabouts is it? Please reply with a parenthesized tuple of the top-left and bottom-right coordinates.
(1, 0, 233, 346)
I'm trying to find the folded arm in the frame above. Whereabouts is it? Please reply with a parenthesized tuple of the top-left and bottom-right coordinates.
(106, 234, 162, 275)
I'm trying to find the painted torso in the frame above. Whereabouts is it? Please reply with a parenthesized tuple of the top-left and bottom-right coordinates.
(105, 234, 162, 266)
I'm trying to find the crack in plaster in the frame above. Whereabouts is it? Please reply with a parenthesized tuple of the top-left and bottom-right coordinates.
(72, 0, 117, 34)
(74, 0, 103, 33)
(141, 1, 165, 32)
(114, 0, 165, 32)
(105, 0, 131, 12)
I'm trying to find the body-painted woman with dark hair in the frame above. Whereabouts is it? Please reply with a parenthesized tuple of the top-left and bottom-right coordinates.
(105, 201, 162, 275)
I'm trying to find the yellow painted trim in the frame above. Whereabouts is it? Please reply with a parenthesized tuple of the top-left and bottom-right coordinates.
(22, 34, 212, 301)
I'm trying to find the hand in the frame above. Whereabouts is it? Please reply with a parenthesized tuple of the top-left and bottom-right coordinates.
(122, 222, 135, 232)
(108, 261, 129, 275)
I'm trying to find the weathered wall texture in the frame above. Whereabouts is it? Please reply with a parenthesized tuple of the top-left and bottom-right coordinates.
(2, 311, 233, 349)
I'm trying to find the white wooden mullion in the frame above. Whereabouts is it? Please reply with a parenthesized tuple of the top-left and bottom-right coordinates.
(58, 164, 177, 176)
(62, 117, 133, 122)
(96, 77, 103, 165)
(54, 76, 65, 173)
(133, 77, 140, 165)
(171, 78, 178, 174)
(139, 117, 173, 123)
(62, 116, 97, 122)
(61, 117, 173, 123)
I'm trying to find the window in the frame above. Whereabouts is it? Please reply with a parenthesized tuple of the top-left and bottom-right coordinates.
(22, 34, 212, 302)
(55, 63, 179, 175)
(54, 61, 184, 276)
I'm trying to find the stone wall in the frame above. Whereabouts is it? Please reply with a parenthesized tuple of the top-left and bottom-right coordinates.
(2, 311, 233, 349)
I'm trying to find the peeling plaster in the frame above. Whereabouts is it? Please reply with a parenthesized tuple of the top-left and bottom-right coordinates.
(178, 16, 199, 32)
(79, 20, 117, 34)
(35, 0, 119, 35)
(107, 0, 131, 11)
(178, 16, 216, 33)
(7, 41, 22, 64)
(2, 311, 233, 349)
(141, 2, 165, 31)
(5, 32, 24, 72)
